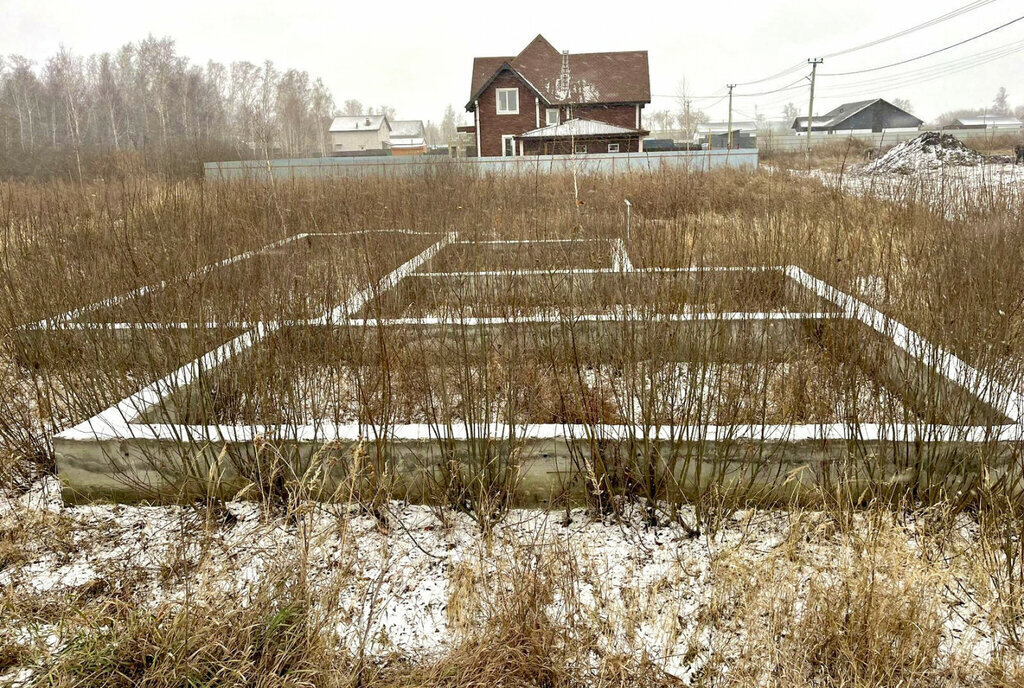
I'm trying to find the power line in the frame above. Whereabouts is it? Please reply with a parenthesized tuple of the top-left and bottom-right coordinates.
(651, 75, 808, 102)
(726, 1, 1001, 88)
(733, 62, 807, 87)
(816, 38, 1024, 95)
(820, 13, 1024, 76)
(652, 3, 1020, 116)
(735, 36, 1024, 119)
(649, 91, 727, 100)
(823, 0, 1001, 58)
(819, 35, 1024, 90)
(733, 76, 810, 98)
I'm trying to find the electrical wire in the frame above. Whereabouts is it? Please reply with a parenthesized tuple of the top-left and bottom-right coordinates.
(724, 1, 1001, 88)
(823, 0, 1001, 58)
(818, 36, 1024, 92)
(736, 36, 1024, 119)
(733, 61, 807, 87)
(649, 91, 728, 101)
(820, 13, 1024, 76)
(650, 2, 1018, 118)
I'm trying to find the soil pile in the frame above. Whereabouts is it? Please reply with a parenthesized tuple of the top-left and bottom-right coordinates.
(863, 132, 986, 174)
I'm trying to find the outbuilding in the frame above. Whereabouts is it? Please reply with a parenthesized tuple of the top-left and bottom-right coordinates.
(791, 99, 922, 135)
(950, 115, 1023, 131)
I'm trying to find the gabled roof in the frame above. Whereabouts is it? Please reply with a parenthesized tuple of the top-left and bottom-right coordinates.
(791, 98, 922, 130)
(467, 35, 650, 110)
(696, 121, 758, 134)
(389, 120, 426, 138)
(329, 115, 390, 133)
(390, 137, 426, 148)
(792, 99, 879, 129)
(516, 118, 646, 139)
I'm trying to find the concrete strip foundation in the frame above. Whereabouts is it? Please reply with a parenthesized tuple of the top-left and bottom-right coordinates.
(45, 235, 1024, 505)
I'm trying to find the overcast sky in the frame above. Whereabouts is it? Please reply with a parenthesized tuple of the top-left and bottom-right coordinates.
(2, 0, 1022, 124)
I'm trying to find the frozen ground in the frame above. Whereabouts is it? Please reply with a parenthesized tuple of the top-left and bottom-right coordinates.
(801, 132, 1024, 214)
(0, 476, 1017, 684)
(815, 161, 1024, 207)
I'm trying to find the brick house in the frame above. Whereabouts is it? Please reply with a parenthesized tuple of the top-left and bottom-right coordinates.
(464, 35, 650, 157)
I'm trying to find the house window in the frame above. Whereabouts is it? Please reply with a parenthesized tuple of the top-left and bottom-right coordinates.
(574, 143, 587, 154)
(501, 135, 516, 157)
(607, 143, 620, 153)
(545, 108, 559, 126)
(496, 88, 519, 115)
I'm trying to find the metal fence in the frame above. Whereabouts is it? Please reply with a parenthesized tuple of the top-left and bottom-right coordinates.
(204, 149, 758, 180)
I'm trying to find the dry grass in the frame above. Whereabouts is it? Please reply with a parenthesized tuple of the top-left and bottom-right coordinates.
(2, 164, 1024, 683)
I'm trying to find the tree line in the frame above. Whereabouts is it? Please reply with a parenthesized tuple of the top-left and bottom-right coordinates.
(0, 36, 336, 177)
(0, 35, 474, 179)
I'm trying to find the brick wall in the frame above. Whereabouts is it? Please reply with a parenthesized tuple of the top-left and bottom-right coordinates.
(476, 70, 541, 157)
(572, 104, 641, 129)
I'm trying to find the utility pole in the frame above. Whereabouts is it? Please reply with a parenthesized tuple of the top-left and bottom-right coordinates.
(806, 59, 823, 167)
(726, 84, 736, 149)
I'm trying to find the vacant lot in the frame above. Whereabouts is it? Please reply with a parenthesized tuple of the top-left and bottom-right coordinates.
(2, 167, 1023, 685)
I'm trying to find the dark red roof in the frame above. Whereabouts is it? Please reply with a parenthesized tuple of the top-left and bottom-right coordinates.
(468, 35, 650, 109)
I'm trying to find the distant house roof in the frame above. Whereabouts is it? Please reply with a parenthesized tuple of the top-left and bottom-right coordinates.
(952, 115, 1022, 128)
(791, 98, 923, 131)
(389, 120, 426, 138)
(696, 121, 758, 135)
(792, 99, 882, 130)
(516, 118, 646, 139)
(468, 35, 650, 110)
(390, 137, 426, 149)
(329, 115, 390, 132)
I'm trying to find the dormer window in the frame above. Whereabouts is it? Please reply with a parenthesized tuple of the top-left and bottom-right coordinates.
(496, 88, 519, 115)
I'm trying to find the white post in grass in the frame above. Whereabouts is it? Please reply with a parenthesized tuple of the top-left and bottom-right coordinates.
(624, 199, 632, 242)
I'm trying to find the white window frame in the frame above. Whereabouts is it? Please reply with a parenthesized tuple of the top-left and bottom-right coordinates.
(545, 108, 559, 126)
(501, 134, 517, 157)
(607, 143, 620, 153)
(574, 142, 587, 154)
(496, 88, 519, 115)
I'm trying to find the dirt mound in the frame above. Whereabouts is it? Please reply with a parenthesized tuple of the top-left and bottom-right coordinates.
(863, 132, 985, 174)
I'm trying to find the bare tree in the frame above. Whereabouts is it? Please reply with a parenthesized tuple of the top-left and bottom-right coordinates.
(369, 104, 396, 121)
(891, 98, 914, 114)
(993, 87, 1009, 116)
(0, 34, 338, 171)
(310, 78, 334, 156)
(440, 104, 460, 144)
(673, 78, 707, 140)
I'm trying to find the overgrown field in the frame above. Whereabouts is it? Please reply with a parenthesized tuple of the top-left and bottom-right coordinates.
(2, 167, 1024, 684)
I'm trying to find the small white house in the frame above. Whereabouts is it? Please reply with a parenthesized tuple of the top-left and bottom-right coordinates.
(329, 115, 391, 153)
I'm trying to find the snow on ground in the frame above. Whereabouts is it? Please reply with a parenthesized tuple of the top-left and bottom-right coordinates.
(0, 476, 1016, 683)
(785, 132, 1024, 213)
